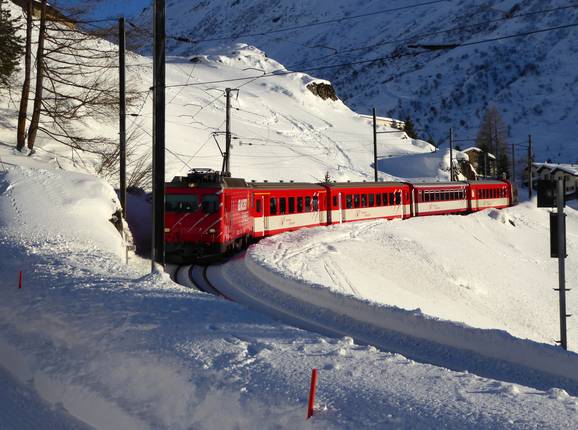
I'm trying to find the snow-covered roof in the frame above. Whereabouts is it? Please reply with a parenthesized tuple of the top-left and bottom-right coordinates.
(462, 147, 496, 159)
(533, 162, 578, 176)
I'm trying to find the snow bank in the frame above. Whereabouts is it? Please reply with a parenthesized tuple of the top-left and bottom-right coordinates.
(242, 201, 578, 391)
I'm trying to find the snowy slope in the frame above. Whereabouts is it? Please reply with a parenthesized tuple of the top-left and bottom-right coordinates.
(248, 202, 578, 347)
(2, 148, 578, 429)
(0, 0, 436, 188)
(137, 0, 578, 163)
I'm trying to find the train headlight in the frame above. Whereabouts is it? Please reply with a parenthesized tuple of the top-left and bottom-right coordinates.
(164, 228, 170, 233)
(208, 228, 216, 233)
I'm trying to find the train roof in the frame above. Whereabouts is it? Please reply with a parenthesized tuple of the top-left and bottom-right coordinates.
(327, 181, 408, 188)
(167, 171, 248, 189)
(250, 182, 326, 190)
(467, 180, 508, 186)
(410, 181, 468, 188)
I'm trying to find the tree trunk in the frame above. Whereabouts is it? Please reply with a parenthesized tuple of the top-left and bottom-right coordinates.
(16, 0, 32, 151)
(27, 0, 47, 152)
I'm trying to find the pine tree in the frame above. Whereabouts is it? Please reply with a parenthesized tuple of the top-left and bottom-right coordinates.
(403, 115, 419, 139)
(475, 105, 509, 178)
(0, 0, 24, 88)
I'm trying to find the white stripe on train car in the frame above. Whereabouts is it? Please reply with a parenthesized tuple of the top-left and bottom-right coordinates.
(330, 204, 409, 223)
(417, 200, 468, 214)
(475, 198, 509, 208)
(253, 211, 323, 233)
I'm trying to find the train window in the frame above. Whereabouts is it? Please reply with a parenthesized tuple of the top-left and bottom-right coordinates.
(376, 194, 381, 205)
(423, 192, 428, 202)
(333, 196, 338, 207)
(280, 198, 287, 214)
(165, 194, 199, 212)
(305, 196, 311, 211)
(297, 197, 304, 212)
(395, 191, 402, 205)
(270, 198, 277, 215)
(346, 195, 353, 209)
(369, 194, 374, 207)
(354, 194, 360, 208)
(288, 197, 295, 213)
(389, 193, 395, 205)
(256, 199, 262, 213)
(202, 195, 220, 214)
(312, 196, 319, 211)
(361, 194, 367, 207)
(383, 193, 388, 205)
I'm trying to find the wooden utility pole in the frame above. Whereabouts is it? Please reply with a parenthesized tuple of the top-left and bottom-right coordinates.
(373, 108, 378, 182)
(151, 0, 165, 270)
(119, 17, 127, 218)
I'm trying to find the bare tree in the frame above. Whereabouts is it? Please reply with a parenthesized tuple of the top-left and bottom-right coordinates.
(14, 0, 145, 178)
(26, 0, 47, 153)
(475, 105, 509, 178)
(16, 0, 32, 151)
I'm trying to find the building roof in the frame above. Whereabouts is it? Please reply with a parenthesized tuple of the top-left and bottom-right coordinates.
(533, 163, 578, 176)
(461, 147, 496, 159)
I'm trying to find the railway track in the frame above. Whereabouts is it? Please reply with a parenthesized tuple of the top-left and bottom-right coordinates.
(175, 264, 232, 300)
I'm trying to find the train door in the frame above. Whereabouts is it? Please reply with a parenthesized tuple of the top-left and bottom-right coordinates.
(338, 192, 343, 224)
(224, 195, 232, 241)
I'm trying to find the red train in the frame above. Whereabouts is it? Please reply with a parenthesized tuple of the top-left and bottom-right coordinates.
(164, 169, 517, 263)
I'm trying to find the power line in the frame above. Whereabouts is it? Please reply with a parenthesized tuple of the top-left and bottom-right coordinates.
(164, 1, 448, 45)
(288, 2, 578, 69)
(164, 20, 578, 90)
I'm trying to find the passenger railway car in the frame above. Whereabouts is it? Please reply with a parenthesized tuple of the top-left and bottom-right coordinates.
(250, 182, 327, 238)
(411, 182, 469, 216)
(164, 169, 517, 263)
(326, 182, 411, 223)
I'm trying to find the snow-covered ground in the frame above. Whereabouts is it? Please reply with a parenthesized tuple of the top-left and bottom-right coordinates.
(248, 201, 578, 347)
(2, 144, 578, 429)
(1, 1, 578, 428)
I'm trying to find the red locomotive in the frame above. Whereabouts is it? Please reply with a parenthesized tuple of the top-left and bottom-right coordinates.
(164, 169, 517, 263)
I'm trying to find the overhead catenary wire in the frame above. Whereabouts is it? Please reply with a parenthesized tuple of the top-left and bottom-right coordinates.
(162, 20, 578, 91)
(144, 1, 448, 45)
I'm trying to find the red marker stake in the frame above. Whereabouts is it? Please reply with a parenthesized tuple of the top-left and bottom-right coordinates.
(18, 271, 22, 289)
(307, 368, 318, 419)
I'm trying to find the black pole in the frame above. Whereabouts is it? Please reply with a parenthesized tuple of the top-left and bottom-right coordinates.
(528, 135, 533, 199)
(119, 17, 126, 219)
(373, 108, 377, 182)
(556, 178, 568, 350)
(151, 0, 165, 270)
(224, 88, 231, 176)
(449, 128, 454, 181)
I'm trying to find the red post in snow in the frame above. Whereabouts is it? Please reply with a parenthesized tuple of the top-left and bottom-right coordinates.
(307, 368, 318, 419)
(19, 271, 22, 289)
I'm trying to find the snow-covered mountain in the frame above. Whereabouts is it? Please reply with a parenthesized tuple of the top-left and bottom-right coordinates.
(136, 0, 578, 163)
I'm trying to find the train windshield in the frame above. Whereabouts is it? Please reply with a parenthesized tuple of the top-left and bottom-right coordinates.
(202, 195, 220, 214)
(165, 194, 199, 212)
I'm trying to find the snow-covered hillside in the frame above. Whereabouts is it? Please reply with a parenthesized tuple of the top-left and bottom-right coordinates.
(0, 0, 438, 187)
(138, 0, 578, 163)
